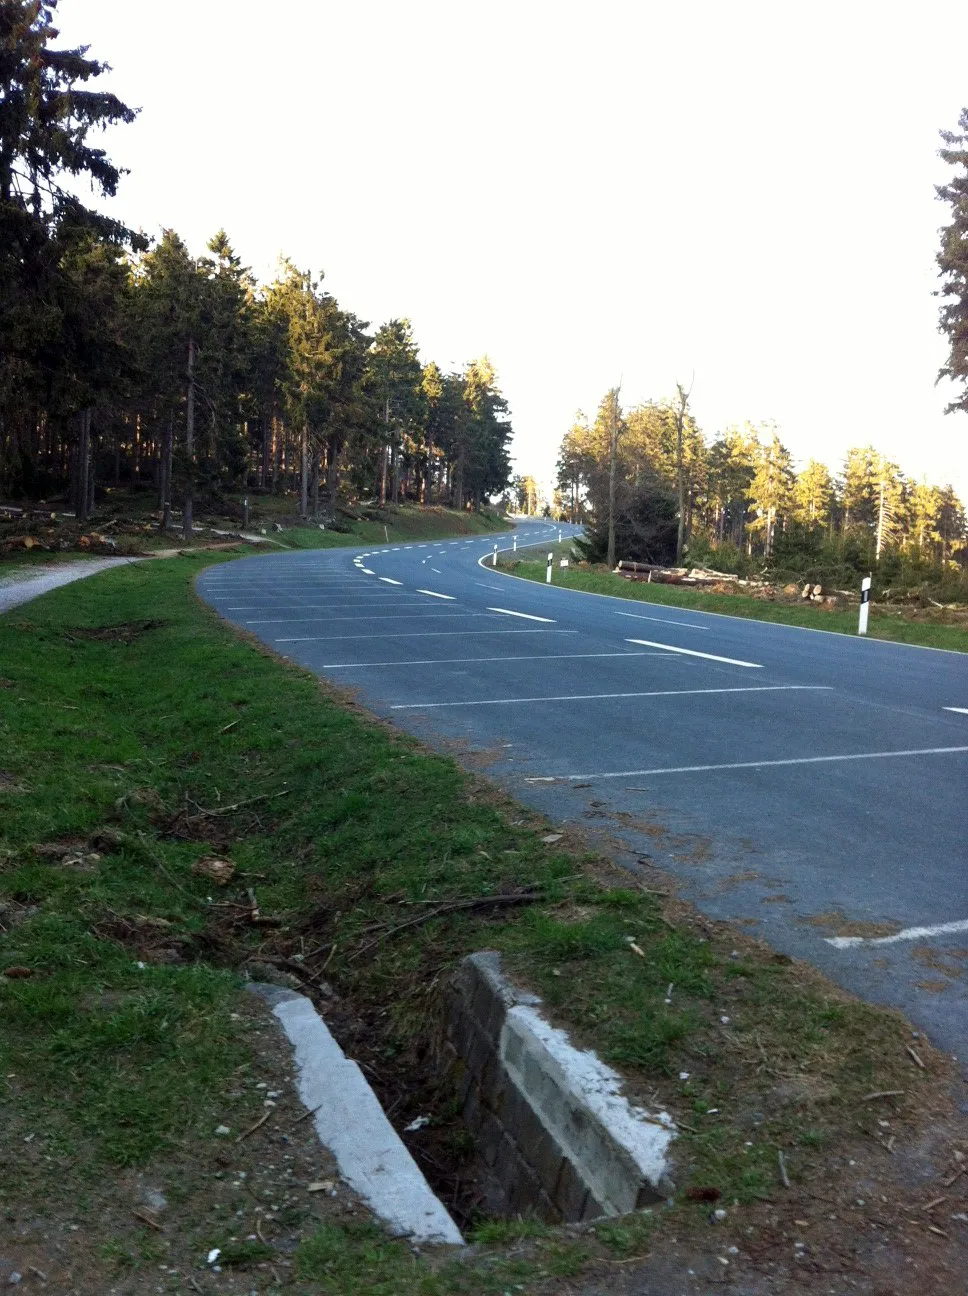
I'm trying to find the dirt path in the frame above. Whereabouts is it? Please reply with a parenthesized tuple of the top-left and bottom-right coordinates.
(0, 557, 139, 614)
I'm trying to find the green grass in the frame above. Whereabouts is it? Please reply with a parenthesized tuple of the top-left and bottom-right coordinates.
(0, 554, 945, 1291)
(500, 549, 968, 653)
(274, 503, 510, 550)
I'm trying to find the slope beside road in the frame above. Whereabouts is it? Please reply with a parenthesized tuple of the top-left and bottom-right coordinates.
(197, 523, 968, 1060)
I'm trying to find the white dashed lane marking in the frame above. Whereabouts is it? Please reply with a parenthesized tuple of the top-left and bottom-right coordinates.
(416, 590, 455, 600)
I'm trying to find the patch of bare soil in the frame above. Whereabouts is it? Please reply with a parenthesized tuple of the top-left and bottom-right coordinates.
(64, 619, 167, 645)
(801, 911, 902, 940)
(0, 995, 370, 1295)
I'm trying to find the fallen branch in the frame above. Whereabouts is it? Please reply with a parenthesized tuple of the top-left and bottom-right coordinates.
(347, 889, 544, 961)
(236, 1109, 271, 1143)
(778, 1151, 791, 1189)
(860, 1090, 905, 1102)
(906, 1045, 926, 1070)
(197, 789, 290, 817)
(131, 1208, 163, 1231)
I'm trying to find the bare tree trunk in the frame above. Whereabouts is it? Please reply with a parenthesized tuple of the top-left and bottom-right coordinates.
(606, 388, 620, 570)
(260, 416, 270, 489)
(673, 381, 692, 564)
(391, 445, 400, 504)
(311, 449, 320, 518)
(299, 423, 309, 518)
(182, 339, 196, 542)
(75, 408, 92, 522)
(161, 413, 174, 529)
(424, 439, 433, 504)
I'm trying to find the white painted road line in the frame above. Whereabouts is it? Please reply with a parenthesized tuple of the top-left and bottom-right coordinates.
(321, 650, 671, 668)
(430, 568, 443, 574)
(379, 577, 402, 585)
(248, 613, 487, 624)
(416, 589, 455, 600)
(615, 611, 708, 630)
(825, 918, 968, 950)
(944, 707, 968, 715)
(275, 629, 579, 642)
(487, 607, 556, 623)
(390, 685, 830, 711)
(527, 744, 968, 782)
(626, 638, 762, 668)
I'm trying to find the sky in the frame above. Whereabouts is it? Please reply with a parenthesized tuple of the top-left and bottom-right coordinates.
(56, 0, 968, 498)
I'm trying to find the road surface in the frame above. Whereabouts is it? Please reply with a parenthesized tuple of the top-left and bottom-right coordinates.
(197, 522, 968, 1061)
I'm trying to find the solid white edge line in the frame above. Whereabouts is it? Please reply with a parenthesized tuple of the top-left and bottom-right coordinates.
(525, 745, 968, 782)
(390, 685, 831, 711)
(825, 917, 968, 949)
(626, 638, 761, 668)
(416, 589, 455, 600)
(487, 607, 556, 623)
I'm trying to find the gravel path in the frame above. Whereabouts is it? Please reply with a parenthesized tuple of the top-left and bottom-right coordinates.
(0, 557, 139, 614)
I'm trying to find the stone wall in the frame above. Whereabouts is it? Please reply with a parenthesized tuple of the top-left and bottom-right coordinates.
(439, 951, 676, 1223)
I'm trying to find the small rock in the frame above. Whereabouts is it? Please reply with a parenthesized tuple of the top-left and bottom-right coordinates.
(307, 1180, 335, 1193)
(206, 1248, 221, 1265)
(541, 833, 563, 844)
(214, 1125, 231, 1137)
(712, 1209, 727, 1222)
(8, 1274, 22, 1287)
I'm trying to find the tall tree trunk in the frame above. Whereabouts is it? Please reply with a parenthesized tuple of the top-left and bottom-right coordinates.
(391, 446, 400, 504)
(606, 390, 619, 570)
(160, 413, 174, 528)
(260, 415, 270, 488)
(311, 450, 320, 518)
(424, 439, 433, 504)
(182, 340, 196, 542)
(75, 408, 92, 522)
(299, 423, 309, 518)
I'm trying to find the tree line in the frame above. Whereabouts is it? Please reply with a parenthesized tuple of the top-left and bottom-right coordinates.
(556, 393, 967, 582)
(0, 2, 513, 536)
(557, 105, 968, 586)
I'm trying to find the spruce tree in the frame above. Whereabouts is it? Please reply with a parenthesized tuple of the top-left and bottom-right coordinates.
(937, 107, 968, 415)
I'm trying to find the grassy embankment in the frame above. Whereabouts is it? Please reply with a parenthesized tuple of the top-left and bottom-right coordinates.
(501, 542, 968, 654)
(0, 552, 953, 1292)
(0, 494, 510, 567)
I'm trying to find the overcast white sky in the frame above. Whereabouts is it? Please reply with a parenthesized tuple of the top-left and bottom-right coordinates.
(57, 0, 968, 496)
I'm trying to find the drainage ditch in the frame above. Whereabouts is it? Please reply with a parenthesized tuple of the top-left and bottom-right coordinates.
(313, 951, 676, 1232)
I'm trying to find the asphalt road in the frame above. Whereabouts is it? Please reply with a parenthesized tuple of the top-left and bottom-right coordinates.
(197, 522, 968, 1062)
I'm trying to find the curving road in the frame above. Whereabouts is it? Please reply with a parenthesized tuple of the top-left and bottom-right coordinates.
(197, 522, 968, 1060)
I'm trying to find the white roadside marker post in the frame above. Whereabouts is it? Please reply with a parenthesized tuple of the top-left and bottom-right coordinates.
(546, 552, 553, 584)
(558, 528, 562, 542)
(492, 544, 498, 567)
(858, 574, 871, 635)
(513, 535, 517, 552)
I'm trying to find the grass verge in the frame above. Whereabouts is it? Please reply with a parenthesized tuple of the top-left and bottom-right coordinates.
(0, 557, 962, 1292)
(500, 547, 968, 653)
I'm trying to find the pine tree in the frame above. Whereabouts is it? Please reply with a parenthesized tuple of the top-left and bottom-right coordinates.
(936, 107, 968, 414)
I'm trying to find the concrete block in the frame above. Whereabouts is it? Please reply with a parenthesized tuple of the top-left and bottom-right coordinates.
(554, 1156, 591, 1222)
(248, 983, 462, 1246)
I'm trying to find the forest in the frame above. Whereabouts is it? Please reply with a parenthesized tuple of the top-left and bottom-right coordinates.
(0, 3, 513, 537)
(555, 394, 966, 585)
(554, 105, 968, 596)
